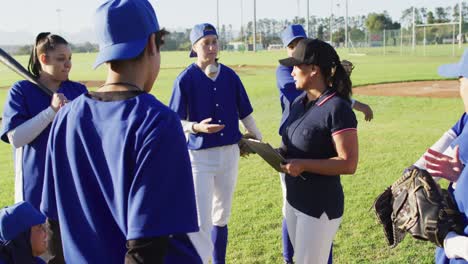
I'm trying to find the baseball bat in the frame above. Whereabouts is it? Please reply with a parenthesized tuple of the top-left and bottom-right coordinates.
(0, 48, 53, 96)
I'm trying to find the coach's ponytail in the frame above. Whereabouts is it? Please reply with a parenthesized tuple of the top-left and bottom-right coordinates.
(27, 32, 68, 78)
(311, 40, 352, 101)
(329, 61, 352, 100)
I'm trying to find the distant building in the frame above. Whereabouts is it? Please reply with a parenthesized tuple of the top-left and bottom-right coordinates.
(247, 43, 264, 51)
(226, 42, 247, 51)
(267, 44, 283, 50)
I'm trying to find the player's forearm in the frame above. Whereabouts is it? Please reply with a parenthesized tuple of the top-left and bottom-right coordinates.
(444, 231, 468, 260)
(125, 237, 169, 264)
(240, 114, 262, 140)
(295, 157, 358, 176)
(352, 100, 366, 112)
(413, 129, 457, 170)
(7, 106, 56, 148)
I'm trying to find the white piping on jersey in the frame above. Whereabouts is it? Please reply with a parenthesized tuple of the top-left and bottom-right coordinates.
(14, 146, 24, 203)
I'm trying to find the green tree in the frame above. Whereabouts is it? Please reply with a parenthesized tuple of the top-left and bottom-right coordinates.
(420, 7, 427, 22)
(333, 28, 345, 44)
(427, 11, 435, 24)
(317, 24, 324, 40)
(366, 12, 399, 31)
(400, 7, 422, 28)
(16, 45, 32, 55)
(435, 7, 449, 23)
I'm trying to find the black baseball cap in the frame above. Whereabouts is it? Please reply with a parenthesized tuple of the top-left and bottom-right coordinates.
(279, 38, 338, 68)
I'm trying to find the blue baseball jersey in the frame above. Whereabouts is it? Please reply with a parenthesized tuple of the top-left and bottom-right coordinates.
(282, 89, 357, 219)
(276, 65, 303, 135)
(0, 80, 87, 210)
(451, 113, 468, 136)
(169, 63, 254, 150)
(40, 92, 199, 263)
(435, 113, 468, 264)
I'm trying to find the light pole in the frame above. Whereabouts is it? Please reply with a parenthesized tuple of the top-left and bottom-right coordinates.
(459, 0, 463, 48)
(240, 0, 244, 47)
(216, 0, 220, 31)
(330, 0, 333, 43)
(412, 6, 416, 51)
(345, 0, 349, 48)
(253, 0, 257, 52)
(56, 8, 62, 35)
(307, 0, 310, 36)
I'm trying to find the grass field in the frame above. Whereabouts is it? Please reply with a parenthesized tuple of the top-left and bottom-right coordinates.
(0, 45, 466, 263)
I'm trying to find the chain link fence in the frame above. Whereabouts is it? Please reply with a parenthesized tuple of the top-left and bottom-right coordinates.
(344, 25, 466, 57)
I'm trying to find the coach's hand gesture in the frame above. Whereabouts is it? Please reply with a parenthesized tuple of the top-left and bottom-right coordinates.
(193, 118, 225, 134)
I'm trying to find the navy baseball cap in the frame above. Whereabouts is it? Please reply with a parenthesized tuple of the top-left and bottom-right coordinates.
(279, 38, 339, 68)
(189, 23, 218, 57)
(0, 202, 46, 242)
(93, 0, 160, 69)
(438, 49, 468, 78)
(281, 24, 307, 47)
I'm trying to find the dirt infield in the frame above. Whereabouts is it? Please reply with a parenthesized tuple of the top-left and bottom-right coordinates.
(353, 80, 459, 98)
(0, 79, 459, 98)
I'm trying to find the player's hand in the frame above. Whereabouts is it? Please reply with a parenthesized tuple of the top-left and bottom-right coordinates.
(280, 159, 304, 177)
(361, 104, 373, 121)
(242, 132, 259, 141)
(50, 93, 68, 112)
(423, 146, 463, 182)
(193, 118, 225, 134)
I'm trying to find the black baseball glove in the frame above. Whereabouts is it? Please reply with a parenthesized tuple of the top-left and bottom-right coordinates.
(373, 166, 464, 248)
(238, 133, 257, 157)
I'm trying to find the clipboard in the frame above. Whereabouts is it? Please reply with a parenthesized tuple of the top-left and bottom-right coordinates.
(240, 138, 285, 172)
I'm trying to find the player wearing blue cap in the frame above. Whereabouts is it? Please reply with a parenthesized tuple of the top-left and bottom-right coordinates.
(169, 23, 262, 264)
(40, 1, 199, 263)
(0, 201, 47, 264)
(278, 38, 359, 264)
(276, 24, 371, 264)
(0, 33, 87, 211)
(412, 49, 468, 263)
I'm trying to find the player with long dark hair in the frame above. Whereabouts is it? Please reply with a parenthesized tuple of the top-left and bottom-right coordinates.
(1, 32, 87, 210)
(279, 38, 359, 263)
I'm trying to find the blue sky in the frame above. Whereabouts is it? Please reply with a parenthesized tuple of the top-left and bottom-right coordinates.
(0, 0, 461, 44)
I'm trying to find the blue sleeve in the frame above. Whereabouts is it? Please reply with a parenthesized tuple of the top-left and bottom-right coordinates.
(235, 75, 253, 119)
(77, 82, 88, 95)
(276, 66, 303, 107)
(451, 113, 468, 136)
(1, 82, 29, 143)
(169, 75, 189, 120)
(329, 101, 358, 135)
(40, 115, 59, 220)
(127, 112, 198, 239)
(453, 169, 468, 225)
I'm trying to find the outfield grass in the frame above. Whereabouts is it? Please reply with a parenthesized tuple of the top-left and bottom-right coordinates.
(0, 47, 465, 263)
